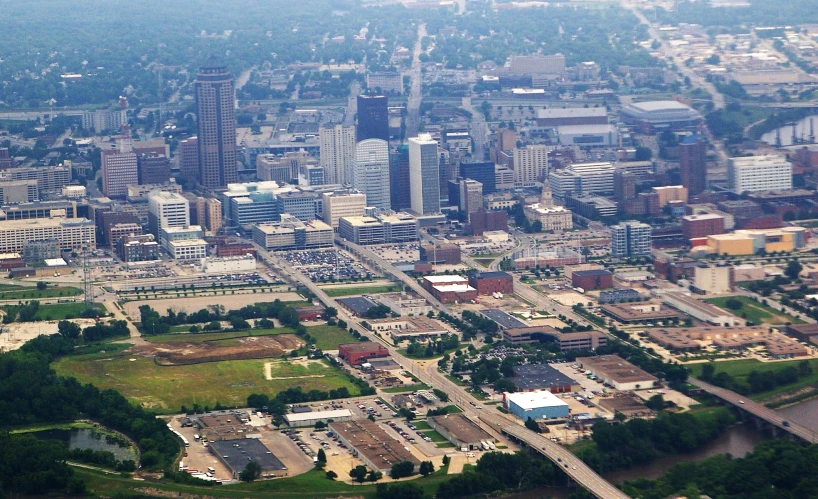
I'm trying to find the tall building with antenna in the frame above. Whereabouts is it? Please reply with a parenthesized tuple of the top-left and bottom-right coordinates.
(195, 57, 237, 189)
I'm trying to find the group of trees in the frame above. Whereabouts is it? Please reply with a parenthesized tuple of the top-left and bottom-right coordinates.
(436, 451, 558, 498)
(245, 382, 375, 425)
(622, 439, 818, 499)
(139, 299, 303, 336)
(406, 334, 459, 358)
(699, 361, 812, 395)
(576, 409, 735, 473)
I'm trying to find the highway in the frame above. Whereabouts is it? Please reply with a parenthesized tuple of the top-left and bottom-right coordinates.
(688, 377, 818, 443)
(253, 241, 630, 498)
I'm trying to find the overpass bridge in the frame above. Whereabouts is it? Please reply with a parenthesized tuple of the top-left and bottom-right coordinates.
(479, 413, 631, 499)
(689, 378, 818, 443)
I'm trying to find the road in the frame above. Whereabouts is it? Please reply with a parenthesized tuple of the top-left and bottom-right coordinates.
(688, 377, 818, 443)
(253, 240, 628, 498)
(462, 96, 488, 160)
(405, 23, 426, 138)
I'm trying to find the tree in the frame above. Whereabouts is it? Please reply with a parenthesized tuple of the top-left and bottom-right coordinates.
(419, 461, 435, 476)
(724, 298, 743, 311)
(239, 460, 261, 482)
(785, 260, 803, 280)
(326, 470, 338, 480)
(317, 448, 327, 464)
(645, 394, 665, 411)
(36, 281, 47, 290)
(350, 465, 368, 483)
(525, 417, 541, 433)
(58, 320, 81, 339)
(390, 460, 415, 479)
(442, 455, 451, 466)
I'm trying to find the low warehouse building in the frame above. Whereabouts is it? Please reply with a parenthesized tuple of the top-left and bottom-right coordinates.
(578, 355, 658, 391)
(428, 414, 495, 451)
(330, 419, 420, 474)
(467, 271, 514, 295)
(209, 439, 287, 478)
(509, 363, 581, 393)
(338, 342, 389, 365)
(503, 390, 570, 420)
(283, 409, 353, 428)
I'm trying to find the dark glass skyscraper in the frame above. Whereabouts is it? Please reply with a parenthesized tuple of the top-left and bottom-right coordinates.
(195, 57, 237, 189)
(390, 144, 411, 211)
(460, 162, 496, 194)
(357, 94, 389, 142)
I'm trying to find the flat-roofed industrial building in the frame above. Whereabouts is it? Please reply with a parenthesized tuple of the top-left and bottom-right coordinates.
(578, 355, 658, 391)
(428, 414, 495, 451)
(283, 409, 354, 427)
(509, 363, 581, 393)
(330, 419, 420, 473)
(209, 439, 287, 478)
(502, 326, 608, 351)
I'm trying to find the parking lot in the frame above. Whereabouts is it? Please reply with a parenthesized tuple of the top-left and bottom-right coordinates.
(369, 243, 419, 263)
(280, 249, 375, 282)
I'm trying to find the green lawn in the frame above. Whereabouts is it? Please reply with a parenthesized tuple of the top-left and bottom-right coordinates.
(144, 325, 357, 351)
(27, 302, 104, 320)
(412, 421, 432, 430)
(442, 404, 463, 414)
(705, 296, 805, 325)
(53, 351, 360, 414)
(474, 258, 493, 268)
(382, 383, 430, 393)
(0, 284, 82, 300)
(420, 429, 448, 443)
(323, 285, 401, 298)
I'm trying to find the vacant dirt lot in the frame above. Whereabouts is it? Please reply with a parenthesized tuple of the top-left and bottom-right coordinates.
(122, 292, 304, 317)
(133, 334, 304, 365)
(0, 318, 100, 352)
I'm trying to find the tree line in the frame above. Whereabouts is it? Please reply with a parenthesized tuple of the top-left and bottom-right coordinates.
(699, 361, 813, 396)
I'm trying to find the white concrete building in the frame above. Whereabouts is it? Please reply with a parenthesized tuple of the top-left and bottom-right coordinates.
(320, 125, 356, 185)
(322, 191, 367, 229)
(513, 145, 550, 186)
(0, 218, 95, 253)
(727, 155, 792, 193)
(353, 139, 391, 211)
(566, 162, 615, 195)
(408, 134, 441, 215)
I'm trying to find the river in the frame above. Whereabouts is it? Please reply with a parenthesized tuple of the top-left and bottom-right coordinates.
(760, 114, 818, 147)
(778, 396, 818, 434)
(504, 423, 769, 499)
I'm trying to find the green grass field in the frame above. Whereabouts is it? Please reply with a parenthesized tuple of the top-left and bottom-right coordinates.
(53, 351, 360, 414)
(382, 383, 430, 393)
(0, 284, 82, 300)
(420, 429, 448, 443)
(474, 258, 493, 268)
(705, 296, 805, 325)
(322, 285, 401, 297)
(144, 325, 357, 351)
(2, 302, 105, 321)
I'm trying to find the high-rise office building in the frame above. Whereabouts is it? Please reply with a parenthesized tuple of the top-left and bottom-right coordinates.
(195, 57, 237, 189)
(205, 198, 223, 234)
(102, 146, 138, 199)
(610, 221, 652, 257)
(390, 145, 411, 211)
(357, 95, 389, 142)
(680, 134, 707, 195)
(148, 191, 190, 244)
(353, 139, 391, 210)
(138, 152, 171, 185)
(319, 125, 356, 185)
(513, 145, 550, 186)
(178, 137, 199, 183)
(459, 179, 483, 215)
(727, 155, 792, 193)
(322, 191, 367, 229)
(460, 162, 496, 194)
(408, 134, 441, 215)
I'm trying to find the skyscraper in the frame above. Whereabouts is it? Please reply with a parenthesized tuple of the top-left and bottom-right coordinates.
(138, 152, 171, 185)
(610, 221, 652, 257)
(513, 145, 550, 186)
(178, 137, 199, 183)
(460, 162, 496, 194)
(680, 134, 706, 195)
(357, 95, 389, 142)
(195, 57, 237, 189)
(459, 179, 483, 214)
(353, 139, 391, 210)
(102, 134, 138, 198)
(390, 144, 411, 211)
(408, 134, 440, 215)
(319, 125, 356, 185)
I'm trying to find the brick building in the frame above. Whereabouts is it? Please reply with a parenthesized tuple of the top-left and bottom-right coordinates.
(571, 269, 613, 290)
(338, 342, 389, 366)
(294, 306, 324, 322)
(419, 243, 461, 265)
(682, 214, 726, 240)
(468, 271, 514, 295)
(469, 209, 509, 236)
